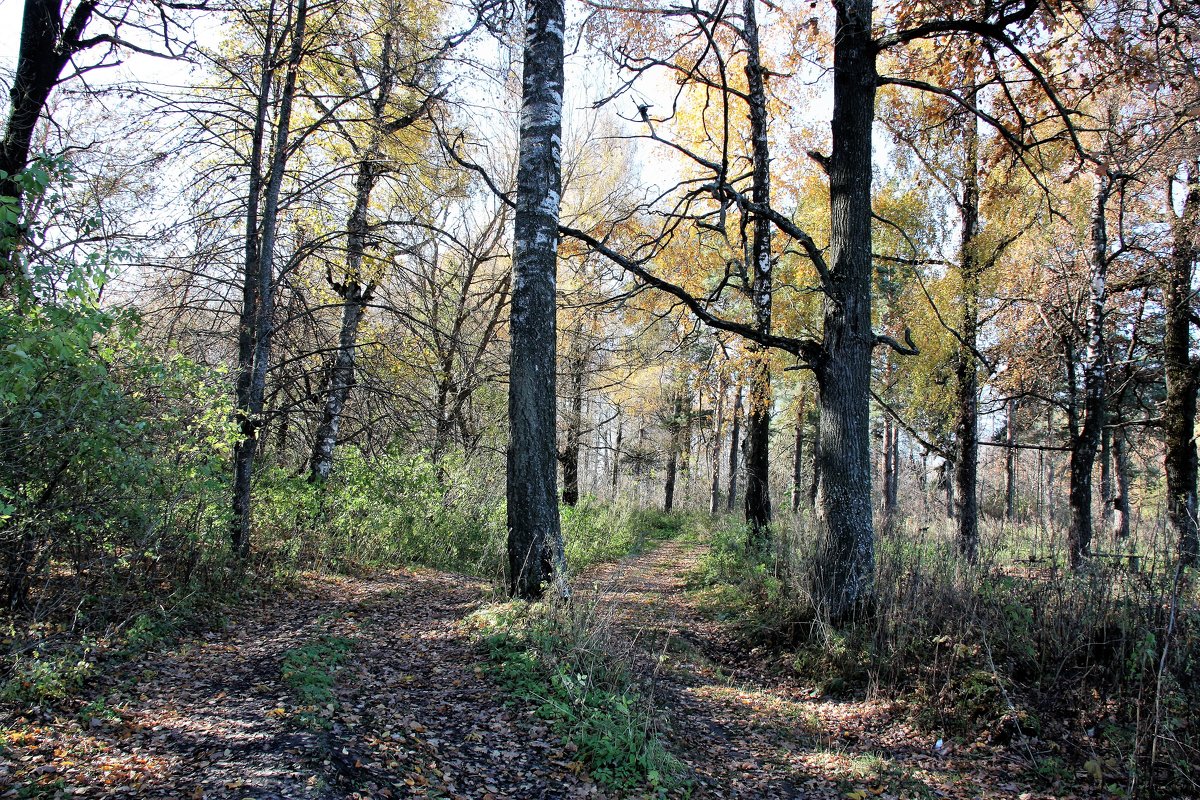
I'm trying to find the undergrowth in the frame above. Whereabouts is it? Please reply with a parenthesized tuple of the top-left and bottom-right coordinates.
(279, 634, 356, 728)
(468, 600, 687, 795)
(687, 513, 1200, 798)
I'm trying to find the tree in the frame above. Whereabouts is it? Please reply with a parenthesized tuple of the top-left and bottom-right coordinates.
(506, 0, 568, 599)
(307, 7, 445, 482)
(0, 0, 192, 291)
(230, 0, 310, 557)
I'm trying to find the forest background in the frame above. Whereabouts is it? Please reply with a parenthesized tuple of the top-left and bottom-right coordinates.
(1, 0, 1199, 796)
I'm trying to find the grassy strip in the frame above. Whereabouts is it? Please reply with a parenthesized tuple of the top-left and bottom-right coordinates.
(471, 601, 686, 796)
(280, 634, 356, 728)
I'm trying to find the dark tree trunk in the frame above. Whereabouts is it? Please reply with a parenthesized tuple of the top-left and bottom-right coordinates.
(560, 353, 585, 507)
(611, 416, 623, 497)
(232, 0, 306, 557)
(1005, 398, 1018, 523)
(791, 394, 806, 514)
(0, 0, 96, 290)
(507, 0, 567, 599)
(664, 390, 684, 512)
(1111, 427, 1132, 540)
(309, 155, 378, 481)
(727, 384, 743, 513)
(1164, 167, 1199, 565)
(710, 377, 725, 514)
(741, 0, 774, 547)
(954, 104, 981, 563)
(812, 0, 877, 621)
(1067, 176, 1111, 569)
(308, 285, 370, 482)
(882, 417, 898, 525)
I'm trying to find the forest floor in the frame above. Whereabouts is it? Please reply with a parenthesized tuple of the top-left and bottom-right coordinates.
(1, 539, 1092, 799)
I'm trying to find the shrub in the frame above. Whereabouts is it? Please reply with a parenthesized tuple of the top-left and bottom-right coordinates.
(0, 158, 237, 612)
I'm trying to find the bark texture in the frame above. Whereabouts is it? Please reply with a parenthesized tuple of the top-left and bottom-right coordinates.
(741, 0, 774, 546)
(1067, 176, 1111, 569)
(954, 106, 981, 563)
(507, 0, 567, 599)
(812, 0, 877, 621)
(1163, 167, 1199, 565)
(232, 0, 306, 557)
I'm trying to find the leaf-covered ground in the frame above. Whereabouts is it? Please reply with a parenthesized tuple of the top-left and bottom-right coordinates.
(2, 542, 1101, 798)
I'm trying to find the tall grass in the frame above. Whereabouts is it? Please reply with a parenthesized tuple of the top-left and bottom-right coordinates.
(690, 511, 1200, 797)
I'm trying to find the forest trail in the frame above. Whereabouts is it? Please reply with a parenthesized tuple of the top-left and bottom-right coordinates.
(5, 540, 1061, 799)
(578, 541, 1047, 800)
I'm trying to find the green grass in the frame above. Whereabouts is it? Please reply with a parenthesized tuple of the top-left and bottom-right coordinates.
(280, 634, 356, 728)
(471, 602, 687, 795)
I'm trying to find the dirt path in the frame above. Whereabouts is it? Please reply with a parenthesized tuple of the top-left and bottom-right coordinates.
(3, 540, 1066, 799)
(1, 571, 593, 799)
(582, 539, 1064, 800)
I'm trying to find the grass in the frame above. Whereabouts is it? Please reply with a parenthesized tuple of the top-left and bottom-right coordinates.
(469, 599, 687, 796)
(683, 511, 1200, 798)
(279, 634, 356, 728)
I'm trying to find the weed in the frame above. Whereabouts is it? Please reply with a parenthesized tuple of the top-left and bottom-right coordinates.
(280, 634, 356, 728)
(471, 600, 687, 795)
(1, 648, 93, 705)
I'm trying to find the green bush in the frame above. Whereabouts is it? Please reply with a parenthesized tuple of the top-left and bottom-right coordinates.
(0, 158, 236, 611)
(256, 450, 506, 577)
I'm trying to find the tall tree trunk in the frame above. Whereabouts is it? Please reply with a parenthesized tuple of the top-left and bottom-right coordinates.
(560, 354, 584, 507)
(664, 390, 684, 512)
(610, 416, 623, 498)
(882, 417, 899, 524)
(309, 148, 379, 482)
(1163, 166, 1199, 565)
(742, 0, 773, 546)
(1111, 427, 1131, 540)
(710, 377, 725, 514)
(791, 393, 806, 514)
(812, 0, 877, 621)
(1005, 398, 1018, 523)
(0, 0, 96, 290)
(308, 283, 371, 481)
(954, 101, 981, 563)
(1067, 176, 1111, 569)
(507, 0, 567, 599)
(726, 384, 743, 512)
(231, 0, 305, 557)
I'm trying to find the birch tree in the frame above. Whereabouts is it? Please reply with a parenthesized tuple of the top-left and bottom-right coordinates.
(507, 0, 568, 599)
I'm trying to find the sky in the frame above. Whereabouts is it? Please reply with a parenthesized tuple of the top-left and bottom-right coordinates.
(1, 0, 18, 73)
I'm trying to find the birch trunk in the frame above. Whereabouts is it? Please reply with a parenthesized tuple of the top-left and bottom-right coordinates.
(741, 0, 774, 546)
(507, 0, 567, 599)
(1067, 176, 1111, 569)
